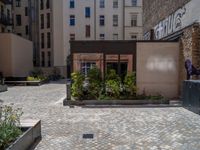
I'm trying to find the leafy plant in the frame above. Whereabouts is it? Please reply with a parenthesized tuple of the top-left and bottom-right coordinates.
(0, 105, 23, 149)
(71, 72, 84, 100)
(105, 69, 121, 98)
(29, 68, 44, 78)
(27, 76, 47, 81)
(28, 68, 47, 81)
(87, 67, 102, 99)
(124, 72, 137, 96)
(48, 68, 61, 81)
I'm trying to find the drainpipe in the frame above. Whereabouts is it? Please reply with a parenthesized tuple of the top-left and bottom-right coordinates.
(123, 0, 125, 40)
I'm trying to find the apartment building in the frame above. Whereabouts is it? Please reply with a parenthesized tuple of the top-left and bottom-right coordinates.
(39, 0, 52, 68)
(12, 0, 40, 66)
(67, 0, 143, 41)
(0, 0, 12, 33)
(63, 0, 143, 76)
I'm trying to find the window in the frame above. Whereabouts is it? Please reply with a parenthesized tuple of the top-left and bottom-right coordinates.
(99, 34, 105, 40)
(132, 0, 137, 6)
(113, 34, 118, 40)
(41, 33, 44, 48)
(17, 33, 22, 36)
(131, 34, 137, 40)
(99, 15, 105, 26)
(70, 15, 75, 26)
(70, 0, 75, 8)
(25, 7, 28, 16)
(100, 0, 105, 8)
(16, 0, 21, 7)
(47, 32, 51, 48)
(25, 25, 29, 35)
(41, 51, 45, 67)
(70, 34, 75, 40)
(131, 14, 137, 26)
(40, 0, 44, 10)
(41, 14, 44, 29)
(16, 15, 21, 26)
(113, 15, 118, 26)
(48, 51, 51, 67)
(85, 25, 90, 38)
(7, 9, 10, 19)
(47, 13, 50, 28)
(113, 0, 118, 8)
(85, 7, 90, 18)
(46, 0, 50, 9)
(81, 62, 96, 77)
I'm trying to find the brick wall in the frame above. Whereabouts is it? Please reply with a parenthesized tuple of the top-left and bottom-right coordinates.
(179, 23, 200, 86)
(143, 0, 191, 33)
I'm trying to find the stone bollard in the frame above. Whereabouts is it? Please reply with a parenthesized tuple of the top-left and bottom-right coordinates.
(66, 82, 71, 100)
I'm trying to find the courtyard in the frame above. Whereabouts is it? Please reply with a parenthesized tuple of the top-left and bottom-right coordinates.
(1, 81, 200, 150)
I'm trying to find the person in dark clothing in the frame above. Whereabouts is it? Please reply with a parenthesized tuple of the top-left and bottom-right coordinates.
(185, 59, 200, 80)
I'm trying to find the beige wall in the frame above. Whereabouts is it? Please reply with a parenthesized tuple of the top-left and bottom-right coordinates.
(136, 42, 180, 98)
(0, 33, 33, 77)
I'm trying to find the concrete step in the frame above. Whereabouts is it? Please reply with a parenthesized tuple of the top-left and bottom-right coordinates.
(170, 100, 182, 106)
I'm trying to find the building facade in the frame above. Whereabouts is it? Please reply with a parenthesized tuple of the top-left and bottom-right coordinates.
(2, 0, 143, 77)
(0, 0, 12, 33)
(35, 0, 143, 76)
(12, 0, 40, 67)
(71, 40, 179, 98)
(143, 0, 200, 83)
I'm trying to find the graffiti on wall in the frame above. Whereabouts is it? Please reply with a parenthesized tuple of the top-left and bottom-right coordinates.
(154, 6, 187, 39)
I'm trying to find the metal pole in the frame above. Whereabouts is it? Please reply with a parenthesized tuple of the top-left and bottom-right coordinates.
(66, 56, 71, 101)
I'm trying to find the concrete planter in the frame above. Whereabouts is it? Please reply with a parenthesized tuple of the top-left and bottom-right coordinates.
(0, 84, 7, 92)
(63, 99, 169, 106)
(6, 120, 41, 150)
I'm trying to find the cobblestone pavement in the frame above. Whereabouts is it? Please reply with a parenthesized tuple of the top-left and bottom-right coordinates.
(1, 81, 200, 150)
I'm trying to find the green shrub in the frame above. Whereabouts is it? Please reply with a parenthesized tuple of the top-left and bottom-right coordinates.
(28, 68, 47, 81)
(48, 68, 61, 81)
(71, 72, 84, 100)
(124, 72, 137, 96)
(29, 68, 44, 78)
(27, 76, 46, 81)
(87, 67, 102, 99)
(105, 69, 121, 98)
(0, 105, 23, 149)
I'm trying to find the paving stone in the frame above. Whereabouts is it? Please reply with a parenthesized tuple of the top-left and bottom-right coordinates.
(1, 80, 200, 150)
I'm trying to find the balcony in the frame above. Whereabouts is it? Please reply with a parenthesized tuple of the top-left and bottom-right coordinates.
(0, 0, 12, 5)
(0, 14, 13, 26)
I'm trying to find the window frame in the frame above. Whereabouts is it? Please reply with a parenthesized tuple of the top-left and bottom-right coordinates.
(100, 0, 105, 8)
(70, 15, 75, 26)
(99, 15, 105, 26)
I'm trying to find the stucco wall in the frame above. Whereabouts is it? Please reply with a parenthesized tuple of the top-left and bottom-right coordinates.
(0, 33, 33, 77)
(136, 42, 180, 98)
